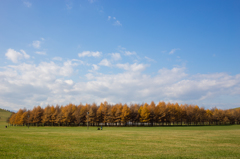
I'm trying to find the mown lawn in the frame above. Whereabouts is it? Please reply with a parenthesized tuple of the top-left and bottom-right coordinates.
(1, 110, 240, 158)
(0, 125, 239, 158)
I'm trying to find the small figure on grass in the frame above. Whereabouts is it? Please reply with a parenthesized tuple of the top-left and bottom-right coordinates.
(101, 126, 102, 130)
(5, 126, 7, 128)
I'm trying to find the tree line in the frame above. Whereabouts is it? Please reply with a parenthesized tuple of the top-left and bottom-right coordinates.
(0, 108, 14, 113)
(8, 101, 240, 126)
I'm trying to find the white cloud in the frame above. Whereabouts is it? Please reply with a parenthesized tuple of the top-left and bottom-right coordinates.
(169, 48, 180, 54)
(0, 58, 240, 110)
(114, 20, 122, 26)
(99, 59, 111, 66)
(116, 63, 129, 70)
(113, 17, 116, 20)
(92, 64, 99, 71)
(78, 51, 101, 58)
(125, 51, 136, 56)
(108, 16, 111, 20)
(116, 63, 148, 72)
(20, 50, 30, 59)
(85, 73, 95, 80)
(65, 80, 73, 85)
(0, 60, 81, 110)
(145, 56, 155, 62)
(111, 53, 121, 61)
(5, 49, 30, 63)
(32, 41, 41, 49)
(35, 51, 46, 55)
(53, 57, 62, 61)
(23, 1, 32, 7)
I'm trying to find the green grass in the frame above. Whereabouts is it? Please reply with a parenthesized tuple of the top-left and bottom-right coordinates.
(0, 108, 12, 126)
(1, 110, 240, 158)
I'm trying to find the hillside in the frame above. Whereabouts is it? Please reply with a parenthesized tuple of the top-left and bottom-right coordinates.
(0, 108, 12, 126)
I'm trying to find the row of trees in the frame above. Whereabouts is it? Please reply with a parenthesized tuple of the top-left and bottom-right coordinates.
(0, 108, 14, 113)
(8, 101, 240, 126)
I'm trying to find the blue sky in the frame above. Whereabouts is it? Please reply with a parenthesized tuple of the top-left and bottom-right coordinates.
(0, 0, 240, 110)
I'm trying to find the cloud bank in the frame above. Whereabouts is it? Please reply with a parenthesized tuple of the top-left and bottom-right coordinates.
(0, 55, 240, 111)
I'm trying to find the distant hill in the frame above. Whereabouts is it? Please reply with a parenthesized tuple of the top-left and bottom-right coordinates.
(234, 107, 240, 110)
(0, 108, 13, 126)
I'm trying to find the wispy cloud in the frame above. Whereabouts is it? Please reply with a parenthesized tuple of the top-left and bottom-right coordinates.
(125, 51, 136, 56)
(116, 63, 148, 72)
(53, 57, 63, 61)
(108, 16, 122, 26)
(78, 51, 101, 58)
(35, 51, 46, 55)
(32, 41, 41, 49)
(23, 1, 32, 7)
(114, 20, 122, 26)
(169, 48, 180, 54)
(145, 56, 155, 62)
(110, 53, 121, 61)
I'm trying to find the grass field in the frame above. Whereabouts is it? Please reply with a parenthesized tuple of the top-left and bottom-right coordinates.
(0, 108, 12, 125)
(1, 110, 240, 158)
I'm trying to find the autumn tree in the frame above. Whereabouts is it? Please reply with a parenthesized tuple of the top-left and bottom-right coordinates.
(15, 109, 24, 125)
(31, 106, 43, 126)
(50, 105, 56, 126)
(121, 104, 131, 125)
(102, 102, 109, 126)
(180, 104, 187, 125)
(140, 103, 150, 123)
(186, 105, 194, 125)
(206, 109, 213, 125)
(114, 104, 123, 126)
(20, 111, 29, 126)
(9, 113, 16, 125)
(156, 101, 166, 125)
(106, 106, 114, 126)
(8, 101, 240, 127)
(88, 107, 96, 126)
(148, 101, 156, 126)
(89, 103, 97, 126)
(130, 104, 140, 126)
(52, 105, 61, 126)
(62, 104, 75, 126)
(42, 105, 52, 126)
(55, 106, 63, 126)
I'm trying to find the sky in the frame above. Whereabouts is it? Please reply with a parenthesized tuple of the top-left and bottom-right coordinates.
(0, 0, 240, 111)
